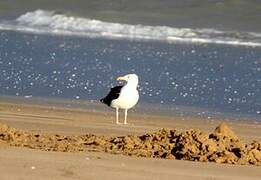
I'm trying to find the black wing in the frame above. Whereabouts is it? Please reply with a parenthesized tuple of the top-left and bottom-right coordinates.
(100, 85, 123, 106)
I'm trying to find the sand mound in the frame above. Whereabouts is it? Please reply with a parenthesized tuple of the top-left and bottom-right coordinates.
(0, 122, 260, 166)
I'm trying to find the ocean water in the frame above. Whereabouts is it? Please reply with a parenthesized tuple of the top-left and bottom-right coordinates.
(0, 1, 260, 120)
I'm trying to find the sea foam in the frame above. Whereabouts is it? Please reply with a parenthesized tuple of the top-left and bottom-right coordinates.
(1, 9, 261, 47)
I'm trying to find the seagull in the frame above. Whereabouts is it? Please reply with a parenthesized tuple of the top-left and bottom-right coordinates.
(100, 74, 139, 124)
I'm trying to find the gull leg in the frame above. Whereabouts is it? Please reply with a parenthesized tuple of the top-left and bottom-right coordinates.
(116, 107, 119, 124)
(124, 109, 128, 125)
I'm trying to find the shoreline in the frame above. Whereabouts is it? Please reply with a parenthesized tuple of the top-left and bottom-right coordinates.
(1, 95, 260, 123)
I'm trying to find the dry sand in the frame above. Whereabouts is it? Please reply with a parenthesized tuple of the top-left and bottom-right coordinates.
(0, 101, 261, 180)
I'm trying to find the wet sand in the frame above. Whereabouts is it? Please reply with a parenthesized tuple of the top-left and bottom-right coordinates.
(0, 101, 261, 180)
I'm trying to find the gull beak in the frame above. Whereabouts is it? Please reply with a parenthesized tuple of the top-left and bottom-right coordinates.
(116, 76, 125, 81)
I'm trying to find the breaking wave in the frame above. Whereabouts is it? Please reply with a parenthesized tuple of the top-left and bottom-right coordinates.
(1, 9, 261, 47)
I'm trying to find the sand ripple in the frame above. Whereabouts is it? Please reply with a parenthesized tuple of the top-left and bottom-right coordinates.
(0, 122, 260, 166)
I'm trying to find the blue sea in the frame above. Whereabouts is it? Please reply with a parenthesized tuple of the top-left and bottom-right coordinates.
(0, 1, 260, 121)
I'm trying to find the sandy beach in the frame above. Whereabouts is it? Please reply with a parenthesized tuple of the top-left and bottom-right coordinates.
(1, 1, 261, 179)
(0, 100, 260, 180)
